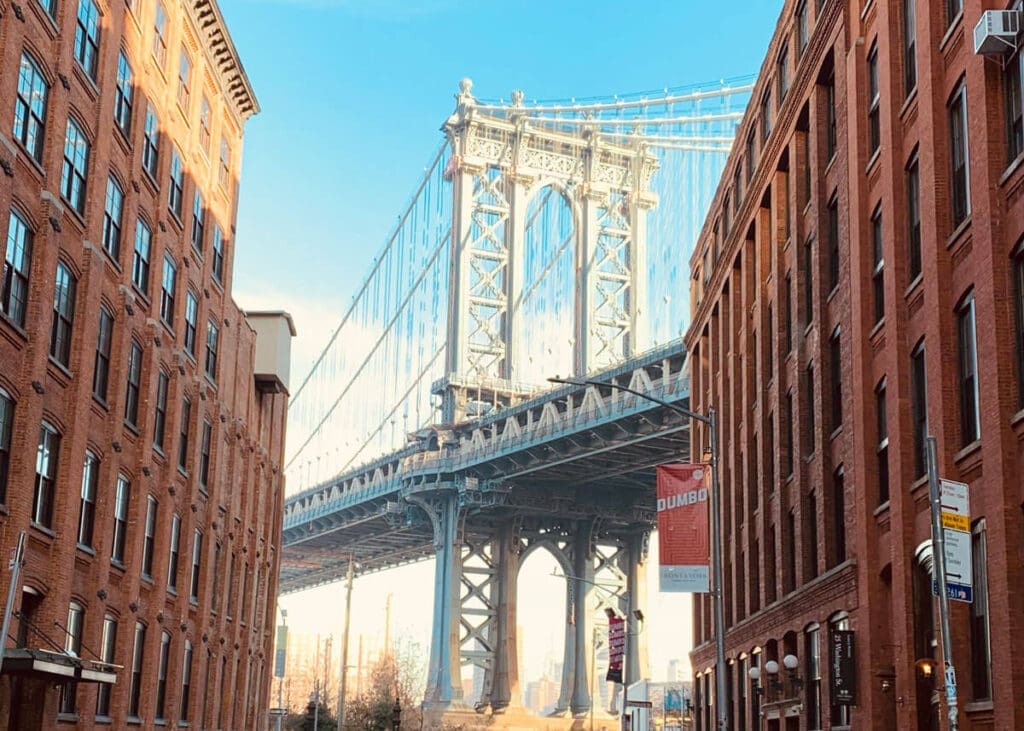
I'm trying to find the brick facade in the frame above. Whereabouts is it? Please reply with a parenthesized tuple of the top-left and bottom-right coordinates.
(686, 1, 1024, 729)
(0, 0, 288, 728)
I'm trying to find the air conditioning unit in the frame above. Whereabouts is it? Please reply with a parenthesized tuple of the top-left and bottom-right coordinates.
(974, 10, 1021, 55)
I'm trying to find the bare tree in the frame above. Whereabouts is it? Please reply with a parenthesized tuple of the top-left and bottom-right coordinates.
(343, 639, 425, 730)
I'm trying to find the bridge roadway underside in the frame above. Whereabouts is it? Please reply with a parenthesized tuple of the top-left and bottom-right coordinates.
(279, 408, 689, 593)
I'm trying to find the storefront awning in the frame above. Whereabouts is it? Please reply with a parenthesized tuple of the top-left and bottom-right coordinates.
(0, 648, 116, 684)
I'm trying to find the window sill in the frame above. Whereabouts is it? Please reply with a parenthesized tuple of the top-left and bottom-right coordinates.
(72, 61, 100, 101)
(910, 473, 929, 496)
(92, 394, 110, 411)
(110, 559, 126, 572)
(48, 356, 74, 382)
(142, 169, 160, 195)
(868, 318, 885, 340)
(95, 716, 113, 725)
(905, 272, 923, 299)
(964, 700, 994, 714)
(953, 439, 982, 465)
(124, 421, 141, 437)
(155, 719, 167, 726)
(947, 216, 972, 250)
(829, 425, 843, 442)
(100, 244, 123, 273)
(899, 86, 919, 121)
(864, 148, 881, 175)
(130, 285, 151, 309)
(167, 587, 178, 597)
(873, 500, 890, 517)
(77, 543, 95, 556)
(0, 312, 29, 344)
(127, 715, 143, 725)
(30, 522, 56, 540)
(178, 465, 189, 479)
(940, 11, 964, 53)
(141, 575, 154, 587)
(56, 713, 79, 723)
(1000, 151, 1024, 186)
(826, 285, 838, 305)
(1011, 407, 1024, 427)
(27, 0, 60, 38)
(178, 722, 191, 728)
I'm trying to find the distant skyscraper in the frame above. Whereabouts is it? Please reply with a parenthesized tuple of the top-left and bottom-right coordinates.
(667, 659, 681, 682)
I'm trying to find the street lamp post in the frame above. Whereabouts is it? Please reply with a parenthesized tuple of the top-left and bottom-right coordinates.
(548, 376, 729, 731)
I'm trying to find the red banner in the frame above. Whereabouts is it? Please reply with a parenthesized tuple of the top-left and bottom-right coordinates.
(606, 615, 625, 683)
(656, 463, 710, 593)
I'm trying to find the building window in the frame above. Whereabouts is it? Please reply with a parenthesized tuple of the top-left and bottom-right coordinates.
(761, 90, 772, 143)
(143, 105, 160, 180)
(807, 491, 819, 579)
(946, 0, 962, 28)
(14, 53, 49, 163)
(50, 262, 77, 367)
(132, 218, 151, 294)
(178, 48, 192, 111)
(733, 166, 742, 215)
(142, 495, 158, 579)
(199, 420, 212, 491)
(829, 328, 842, 431)
(125, 340, 142, 426)
(169, 147, 184, 219)
(168, 513, 181, 592)
(970, 520, 991, 700)
(205, 319, 219, 381)
(784, 390, 794, 477)
(33, 423, 60, 527)
(74, 0, 101, 80)
(156, 631, 171, 719)
(185, 291, 199, 356)
(161, 255, 177, 327)
(219, 137, 231, 189)
(181, 640, 193, 720)
(903, 0, 917, 97)
(0, 391, 12, 504)
(805, 361, 815, 456)
(212, 225, 225, 283)
(112, 473, 130, 562)
(871, 205, 884, 324)
(179, 397, 191, 471)
(766, 304, 774, 381)
(957, 291, 981, 446)
(153, 1, 168, 67)
(200, 96, 212, 155)
(949, 82, 971, 227)
(827, 195, 839, 292)
(114, 51, 133, 136)
(876, 378, 889, 505)
(77, 451, 98, 548)
(128, 622, 146, 718)
(806, 625, 822, 729)
(96, 615, 117, 716)
(153, 370, 169, 449)
(102, 175, 124, 260)
(796, 0, 809, 57)
(1007, 20, 1024, 162)
(777, 43, 789, 100)
(190, 529, 203, 602)
(192, 191, 205, 253)
(59, 601, 84, 712)
(867, 41, 880, 156)
(911, 341, 928, 478)
(832, 466, 846, 565)
(825, 70, 836, 162)
(783, 273, 793, 353)
(1015, 245, 1024, 408)
(803, 235, 814, 326)
(226, 552, 235, 617)
(907, 156, 921, 281)
(745, 131, 756, 184)
(61, 119, 90, 215)
(785, 509, 797, 592)
(3, 209, 34, 328)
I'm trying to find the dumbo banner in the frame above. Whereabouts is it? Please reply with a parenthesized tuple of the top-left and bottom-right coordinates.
(656, 463, 710, 593)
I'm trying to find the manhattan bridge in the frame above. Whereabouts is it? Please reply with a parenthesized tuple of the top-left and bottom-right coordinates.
(280, 75, 753, 725)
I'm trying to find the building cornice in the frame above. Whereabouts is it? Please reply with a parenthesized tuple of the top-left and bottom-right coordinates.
(186, 0, 260, 122)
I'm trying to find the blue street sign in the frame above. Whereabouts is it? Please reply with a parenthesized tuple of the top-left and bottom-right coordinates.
(932, 579, 973, 604)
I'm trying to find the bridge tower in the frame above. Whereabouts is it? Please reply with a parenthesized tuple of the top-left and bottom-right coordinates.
(435, 78, 659, 423)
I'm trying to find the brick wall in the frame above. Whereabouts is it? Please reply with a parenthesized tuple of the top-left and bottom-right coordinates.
(0, 0, 285, 728)
(686, 1, 1024, 729)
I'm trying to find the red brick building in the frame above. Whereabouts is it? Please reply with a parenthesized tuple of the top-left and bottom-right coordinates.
(686, 1, 1024, 729)
(0, 0, 293, 727)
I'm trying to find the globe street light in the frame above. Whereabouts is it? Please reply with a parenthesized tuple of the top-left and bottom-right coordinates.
(547, 376, 729, 731)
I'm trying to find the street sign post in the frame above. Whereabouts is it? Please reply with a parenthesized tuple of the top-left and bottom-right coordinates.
(938, 479, 972, 603)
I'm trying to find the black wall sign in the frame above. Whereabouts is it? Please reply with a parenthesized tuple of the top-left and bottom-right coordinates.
(830, 629, 856, 705)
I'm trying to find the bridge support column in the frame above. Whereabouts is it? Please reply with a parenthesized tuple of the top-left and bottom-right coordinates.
(418, 493, 465, 710)
(489, 521, 521, 712)
(622, 531, 650, 685)
(569, 522, 595, 716)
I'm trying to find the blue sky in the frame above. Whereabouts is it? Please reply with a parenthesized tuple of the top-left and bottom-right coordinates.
(221, 0, 785, 356)
(222, 0, 786, 689)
